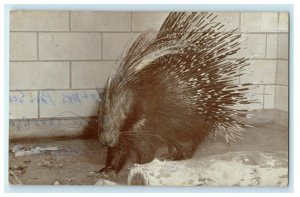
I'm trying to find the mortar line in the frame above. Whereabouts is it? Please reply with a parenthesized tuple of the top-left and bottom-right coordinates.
(264, 33, 268, 59)
(10, 30, 288, 34)
(9, 83, 288, 93)
(9, 88, 106, 92)
(10, 30, 134, 33)
(130, 12, 133, 32)
(10, 59, 119, 62)
(69, 61, 72, 89)
(262, 85, 265, 109)
(37, 32, 39, 60)
(101, 33, 103, 60)
(10, 116, 98, 122)
(272, 84, 276, 109)
(277, 12, 280, 32)
(20, 58, 287, 62)
(9, 57, 289, 63)
(274, 28, 280, 110)
(69, 11, 71, 31)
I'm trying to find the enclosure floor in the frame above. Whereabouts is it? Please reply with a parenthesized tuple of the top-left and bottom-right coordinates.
(8, 110, 288, 185)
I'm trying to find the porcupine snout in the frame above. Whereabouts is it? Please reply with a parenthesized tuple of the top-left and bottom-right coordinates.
(99, 131, 118, 147)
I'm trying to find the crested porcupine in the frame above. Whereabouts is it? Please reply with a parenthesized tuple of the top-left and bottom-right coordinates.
(97, 12, 253, 177)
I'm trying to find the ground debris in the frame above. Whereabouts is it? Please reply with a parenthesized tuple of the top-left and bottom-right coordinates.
(38, 159, 63, 169)
(11, 145, 63, 157)
(89, 170, 97, 174)
(95, 178, 118, 186)
(9, 170, 23, 185)
(9, 165, 27, 174)
(53, 180, 62, 185)
(11, 145, 25, 153)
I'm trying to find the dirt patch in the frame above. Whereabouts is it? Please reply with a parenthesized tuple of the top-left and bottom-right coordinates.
(9, 138, 132, 185)
(8, 112, 288, 185)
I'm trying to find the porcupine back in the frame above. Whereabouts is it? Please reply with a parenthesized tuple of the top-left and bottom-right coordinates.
(104, 12, 252, 146)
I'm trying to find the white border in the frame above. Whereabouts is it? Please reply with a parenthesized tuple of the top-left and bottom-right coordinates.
(1, 0, 299, 196)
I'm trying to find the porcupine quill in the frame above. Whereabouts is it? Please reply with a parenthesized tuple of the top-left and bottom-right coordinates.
(97, 12, 254, 176)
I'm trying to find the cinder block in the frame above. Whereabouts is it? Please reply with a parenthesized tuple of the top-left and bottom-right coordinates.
(9, 118, 97, 139)
(276, 60, 288, 86)
(232, 34, 266, 59)
(39, 90, 100, 118)
(10, 62, 69, 90)
(132, 12, 239, 32)
(266, 34, 278, 59)
(9, 91, 38, 119)
(10, 32, 37, 60)
(233, 85, 264, 110)
(39, 33, 101, 60)
(246, 86, 264, 110)
(132, 12, 169, 31)
(71, 11, 131, 31)
(241, 12, 278, 32)
(277, 34, 289, 59)
(240, 60, 277, 84)
(264, 85, 275, 109)
(214, 12, 240, 32)
(278, 12, 289, 32)
(72, 61, 116, 88)
(10, 11, 69, 31)
(275, 86, 288, 111)
(102, 33, 138, 60)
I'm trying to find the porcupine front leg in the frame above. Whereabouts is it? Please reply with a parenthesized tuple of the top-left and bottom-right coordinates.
(133, 137, 157, 164)
(98, 143, 129, 178)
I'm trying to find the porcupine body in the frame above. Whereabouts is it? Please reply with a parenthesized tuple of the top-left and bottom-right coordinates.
(97, 12, 252, 176)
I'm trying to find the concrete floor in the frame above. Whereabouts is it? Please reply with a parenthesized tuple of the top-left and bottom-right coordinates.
(8, 110, 288, 185)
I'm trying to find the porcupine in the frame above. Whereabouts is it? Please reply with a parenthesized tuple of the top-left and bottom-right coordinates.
(97, 12, 252, 177)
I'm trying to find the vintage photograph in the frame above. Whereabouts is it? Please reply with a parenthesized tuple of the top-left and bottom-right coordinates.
(8, 10, 289, 186)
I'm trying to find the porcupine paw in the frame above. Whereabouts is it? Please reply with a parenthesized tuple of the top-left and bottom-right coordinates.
(159, 145, 185, 161)
(159, 152, 184, 161)
(97, 166, 117, 178)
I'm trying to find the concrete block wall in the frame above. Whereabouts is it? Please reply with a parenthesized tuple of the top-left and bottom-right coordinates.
(9, 11, 289, 121)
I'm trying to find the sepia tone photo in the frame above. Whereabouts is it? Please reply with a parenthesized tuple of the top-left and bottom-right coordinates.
(9, 11, 289, 186)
